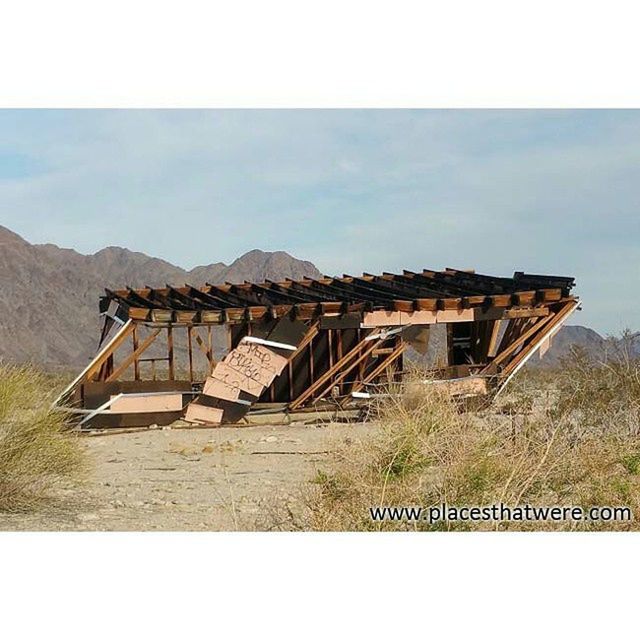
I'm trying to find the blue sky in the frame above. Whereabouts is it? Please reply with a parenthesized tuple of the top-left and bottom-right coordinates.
(0, 109, 638, 334)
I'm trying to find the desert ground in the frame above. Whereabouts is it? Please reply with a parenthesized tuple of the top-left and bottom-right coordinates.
(0, 420, 374, 531)
(2, 342, 639, 532)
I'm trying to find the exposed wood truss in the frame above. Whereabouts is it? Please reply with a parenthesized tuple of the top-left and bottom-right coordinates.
(58, 268, 579, 428)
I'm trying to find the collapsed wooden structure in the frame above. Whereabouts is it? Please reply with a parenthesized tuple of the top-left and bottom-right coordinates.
(56, 268, 579, 428)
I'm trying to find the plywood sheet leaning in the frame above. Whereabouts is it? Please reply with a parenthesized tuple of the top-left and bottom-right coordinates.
(185, 319, 307, 426)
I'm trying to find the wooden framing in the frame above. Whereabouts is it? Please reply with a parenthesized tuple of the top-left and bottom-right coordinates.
(59, 268, 579, 428)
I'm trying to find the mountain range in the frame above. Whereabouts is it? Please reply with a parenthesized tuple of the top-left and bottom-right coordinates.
(0, 225, 321, 368)
(0, 224, 618, 370)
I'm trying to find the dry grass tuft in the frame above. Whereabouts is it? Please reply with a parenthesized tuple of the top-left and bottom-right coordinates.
(0, 363, 85, 512)
(309, 343, 640, 531)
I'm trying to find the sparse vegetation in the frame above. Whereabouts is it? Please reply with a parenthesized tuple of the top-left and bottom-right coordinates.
(0, 364, 85, 512)
(309, 336, 640, 531)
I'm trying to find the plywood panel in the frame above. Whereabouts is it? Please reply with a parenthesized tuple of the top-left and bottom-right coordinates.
(402, 310, 438, 325)
(362, 308, 474, 327)
(209, 360, 265, 398)
(224, 347, 283, 387)
(361, 310, 403, 327)
(184, 403, 224, 425)
(202, 375, 241, 402)
(109, 393, 184, 414)
(234, 342, 289, 377)
(435, 308, 475, 323)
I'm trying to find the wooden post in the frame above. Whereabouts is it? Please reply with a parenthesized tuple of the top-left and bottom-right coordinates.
(207, 325, 214, 372)
(105, 328, 162, 382)
(342, 341, 406, 404)
(187, 325, 194, 383)
(328, 329, 334, 370)
(288, 360, 294, 402)
(290, 333, 377, 410)
(104, 355, 114, 380)
(487, 320, 504, 358)
(446, 324, 455, 366)
(167, 325, 175, 380)
(483, 314, 554, 372)
(132, 325, 140, 380)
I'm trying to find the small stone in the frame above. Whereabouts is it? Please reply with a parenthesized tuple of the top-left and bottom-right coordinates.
(162, 426, 172, 431)
(265, 436, 278, 443)
(202, 445, 215, 454)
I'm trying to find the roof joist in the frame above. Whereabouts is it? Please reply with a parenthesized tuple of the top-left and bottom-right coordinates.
(102, 268, 576, 325)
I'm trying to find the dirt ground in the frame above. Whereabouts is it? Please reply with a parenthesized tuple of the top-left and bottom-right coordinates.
(0, 421, 375, 531)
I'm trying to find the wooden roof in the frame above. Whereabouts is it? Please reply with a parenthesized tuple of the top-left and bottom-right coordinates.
(101, 268, 577, 324)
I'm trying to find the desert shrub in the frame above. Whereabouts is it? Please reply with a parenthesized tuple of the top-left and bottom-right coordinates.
(0, 364, 85, 511)
(309, 369, 640, 531)
(551, 332, 640, 436)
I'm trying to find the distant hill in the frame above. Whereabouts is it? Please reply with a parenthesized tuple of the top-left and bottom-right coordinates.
(531, 325, 605, 366)
(0, 225, 321, 368)
(534, 325, 639, 367)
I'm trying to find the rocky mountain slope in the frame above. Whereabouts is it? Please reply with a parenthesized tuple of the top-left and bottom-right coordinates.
(528, 325, 606, 367)
(0, 225, 321, 368)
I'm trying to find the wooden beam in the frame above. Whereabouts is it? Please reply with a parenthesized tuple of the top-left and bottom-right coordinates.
(105, 328, 162, 382)
(187, 326, 194, 384)
(497, 317, 523, 353)
(328, 329, 334, 370)
(290, 321, 320, 358)
(289, 334, 372, 410)
(54, 320, 135, 406)
(310, 339, 382, 406)
(193, 329, 213, 363)
(500, 301, 579, 378)
(484, 314, 556, 371)
(86, 321, 135, 381)
(361, 305, 551, 328)
(167, 326, 175, 380)
(207, 325, 214, 372)
(132, 325, 140, 381)
(487, 319, 505, 358)
(343, 341, 406, 402)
